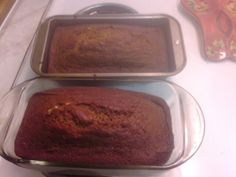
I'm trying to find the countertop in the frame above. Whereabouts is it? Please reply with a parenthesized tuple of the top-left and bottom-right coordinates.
(0, 0, 236, 177)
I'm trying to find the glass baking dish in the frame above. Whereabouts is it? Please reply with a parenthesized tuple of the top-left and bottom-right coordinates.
(0, 78, 204, 176)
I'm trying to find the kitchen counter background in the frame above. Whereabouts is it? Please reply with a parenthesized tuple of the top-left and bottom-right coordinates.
(0, 0, 236, 177)
(0, 0, 49, 176)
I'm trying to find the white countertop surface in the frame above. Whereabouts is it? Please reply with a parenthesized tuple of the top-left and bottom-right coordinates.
(0, 0, 236, 177)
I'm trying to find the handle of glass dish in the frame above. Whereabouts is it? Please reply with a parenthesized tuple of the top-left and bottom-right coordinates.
(175, 85, 205, 166)
(0, 84, 25, 156)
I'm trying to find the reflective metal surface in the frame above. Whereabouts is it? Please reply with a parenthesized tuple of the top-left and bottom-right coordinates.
(31, 14, 186, 79)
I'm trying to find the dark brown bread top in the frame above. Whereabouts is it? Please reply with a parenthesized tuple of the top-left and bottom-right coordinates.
(15, 87, 174, 166)
(47, 24, 170, 73)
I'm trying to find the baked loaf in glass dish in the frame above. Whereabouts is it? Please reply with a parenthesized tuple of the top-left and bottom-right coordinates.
(15, 87, 174, 166)
(0, 79, 205, 176)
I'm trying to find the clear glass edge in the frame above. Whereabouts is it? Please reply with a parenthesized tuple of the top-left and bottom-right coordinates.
(0, 78, 204, 171)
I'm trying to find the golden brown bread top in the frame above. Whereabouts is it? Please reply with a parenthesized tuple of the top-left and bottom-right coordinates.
(47, 24, 170, 73)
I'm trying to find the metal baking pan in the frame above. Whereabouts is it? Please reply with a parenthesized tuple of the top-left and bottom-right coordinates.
(31, 14, 186, 79)
(0, 78, 204, 176)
